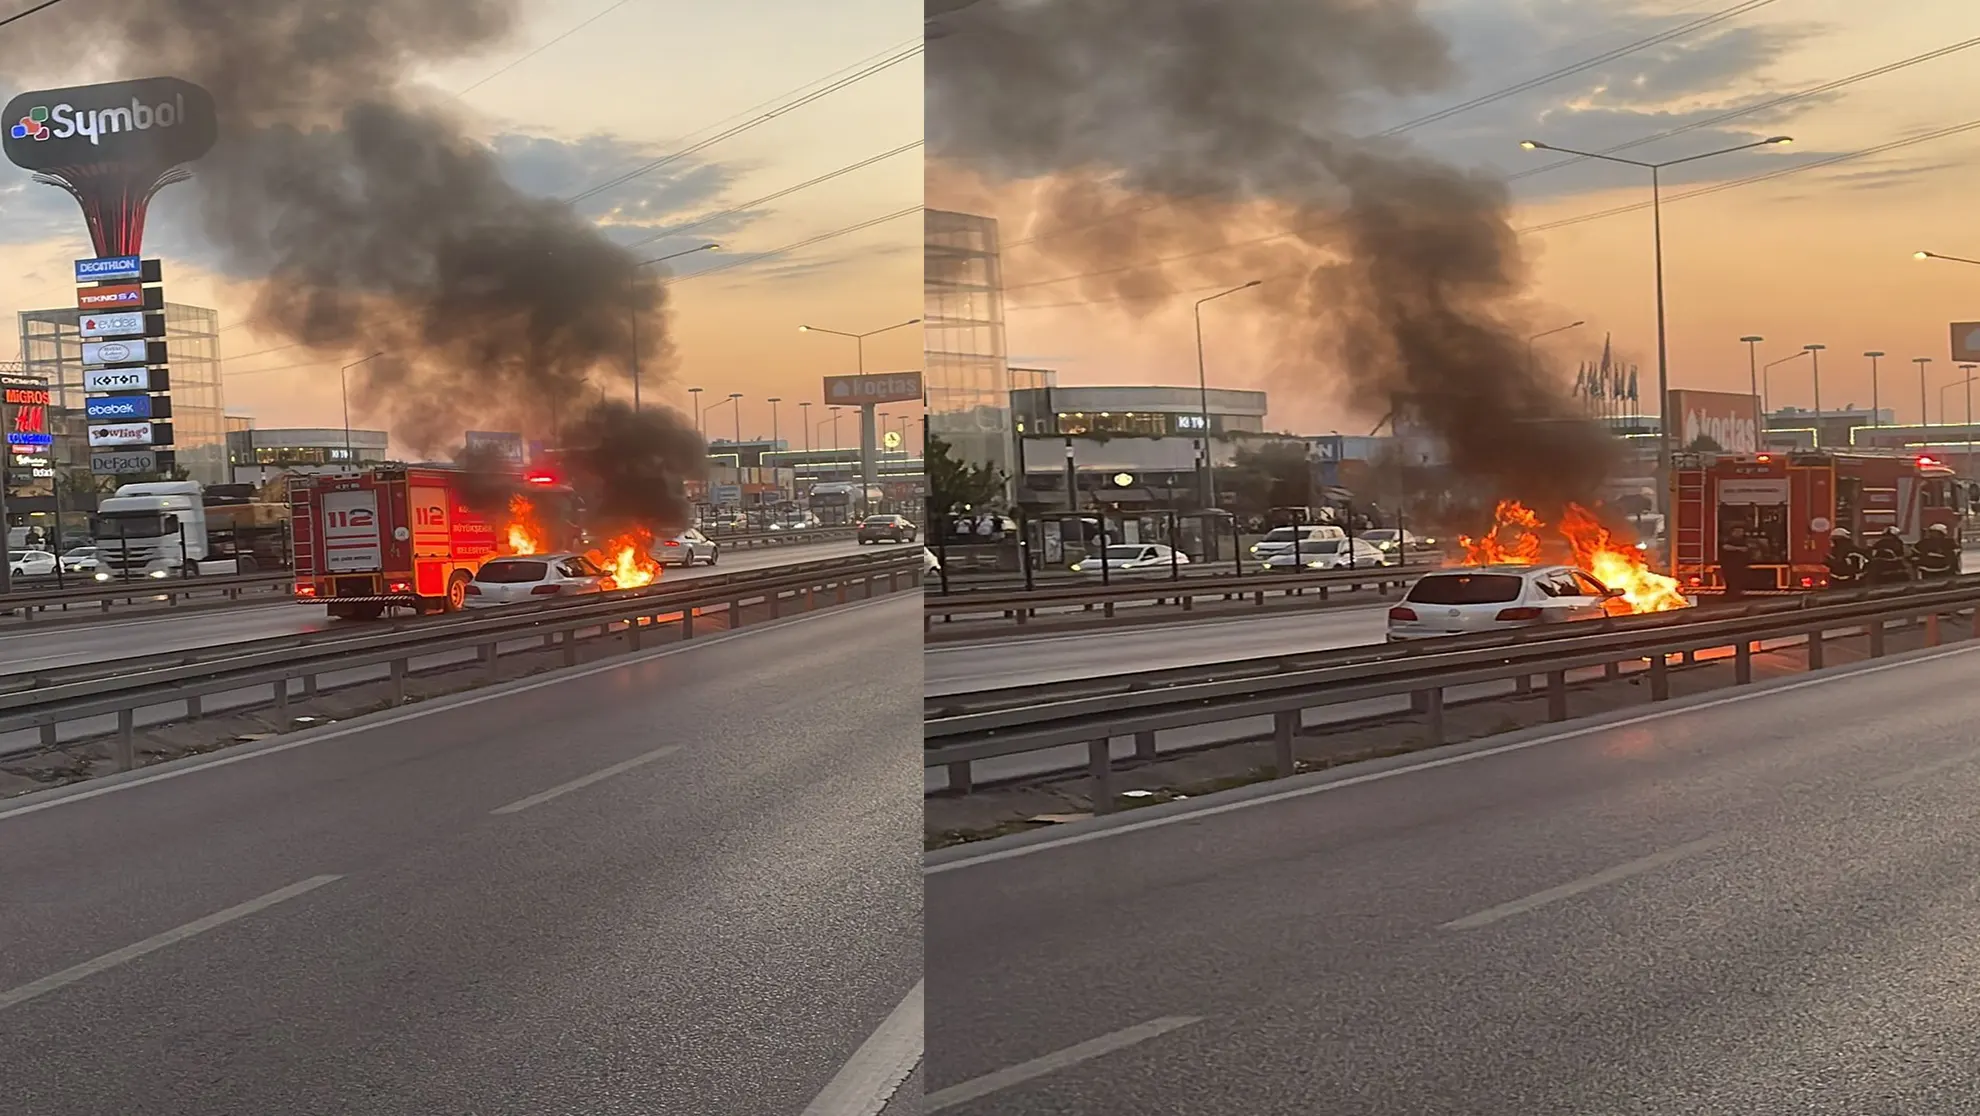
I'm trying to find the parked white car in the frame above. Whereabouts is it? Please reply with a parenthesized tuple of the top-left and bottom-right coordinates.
(1071, 544, 1191, 575)
(1248, 524, 1348, 563)
(9, 549, 57, 579)
(1260, 536, 1392, 571)
(1386, 564, 1633, 641)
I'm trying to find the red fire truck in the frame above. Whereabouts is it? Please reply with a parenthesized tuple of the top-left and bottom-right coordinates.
(291, 465, 581, 619)
(1671, 449, 1968, 593)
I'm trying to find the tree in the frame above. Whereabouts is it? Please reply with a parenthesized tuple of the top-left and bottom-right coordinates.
(925, 432, 1006, 520)
(1685, 434, 1723, 453)
(1216, 441, 1315, 518)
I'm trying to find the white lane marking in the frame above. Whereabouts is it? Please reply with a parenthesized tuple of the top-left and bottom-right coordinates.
(1872, 748, 1980, 789)
(0, 594, 906, 825)
(1439, 835, 1727, 931)
(924, 1015, 1202, 1112)
(799, 980, 924, 1116)
(0, 874, 342, 1012)
(926, 639, 1980, 875)
(491, 745, 682, 814)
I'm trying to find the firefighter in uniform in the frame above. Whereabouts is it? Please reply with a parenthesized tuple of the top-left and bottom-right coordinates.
(1914, 522, 1960, 579)
(1717, 523, 1752, 599)
(1825, 527, 1869, 588)
(1868, 526, 1913, 585)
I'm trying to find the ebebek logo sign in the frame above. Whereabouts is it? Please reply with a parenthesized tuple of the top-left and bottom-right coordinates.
(2, 77, 217, 172)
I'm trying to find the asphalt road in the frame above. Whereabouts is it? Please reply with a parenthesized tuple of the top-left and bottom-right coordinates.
(923, 638, 1980, 1113)
(0, 541, 868, 677)
(0, 591, 920, 1115)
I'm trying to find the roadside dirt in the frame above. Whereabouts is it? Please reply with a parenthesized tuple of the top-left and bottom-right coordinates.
(925, 615, 1963, 848)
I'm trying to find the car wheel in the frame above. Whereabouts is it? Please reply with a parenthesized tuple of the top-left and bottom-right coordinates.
(705, 549, 717, 566)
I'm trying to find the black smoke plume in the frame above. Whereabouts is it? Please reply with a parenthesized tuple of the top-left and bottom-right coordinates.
(927, 0, 1619, 518)
(3, 0, 706, 508)
(556, 401, 702, 535)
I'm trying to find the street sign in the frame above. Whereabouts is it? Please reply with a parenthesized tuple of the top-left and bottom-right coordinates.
(1953, 322, 1980, 363)
(79, 310, 156, 338)
(712, 483, 742, 505)
(464, 430, 525, 464)
(81, 338, 163, 366)
(822, 370, 923, 406)
(85, 394, 155, 421)
(74, 255, 142, 283)
(90, 449, 162, 474)
(83, 366, 168, 393)
(883, 430, 902, 450)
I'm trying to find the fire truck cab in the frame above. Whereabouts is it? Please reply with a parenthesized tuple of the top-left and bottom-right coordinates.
(1671, 450, 1967, 593)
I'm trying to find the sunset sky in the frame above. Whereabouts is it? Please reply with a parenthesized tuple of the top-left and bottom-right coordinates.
(0, 0, 922, 450)
(960, 0, 1980, 435)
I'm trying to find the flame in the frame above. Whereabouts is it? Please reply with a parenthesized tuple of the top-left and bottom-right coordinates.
(586, 528, 662, 590)
(1455, 499, 1689, 614)
(505, 494, 547, 555)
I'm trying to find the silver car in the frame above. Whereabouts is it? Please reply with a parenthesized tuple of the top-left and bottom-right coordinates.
(1261, 536, 1392, 571)
(465, 552, 615, 607)
(655, 528, 718, 567)
(1071, 544, 1191, 576)
(1386, 564, 1632, 641)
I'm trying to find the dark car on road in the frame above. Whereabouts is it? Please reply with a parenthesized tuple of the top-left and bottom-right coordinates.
(857, 514, 917, 544)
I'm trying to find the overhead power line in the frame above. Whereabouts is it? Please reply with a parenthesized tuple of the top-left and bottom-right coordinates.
(623, 138, 922, 251)
(454, 0, 641, 98)
(0, 0, 68, 31)
(661, 206, 922, 285)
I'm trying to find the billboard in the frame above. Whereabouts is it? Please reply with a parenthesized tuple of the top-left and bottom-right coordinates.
(1668, 389, 1762, 454)
(75, 255, 142, 283)
(1953, 322, 1980, 364)
(88, 421, 163, 448)
(90, 449, 161, 475)
(81, 338, 162, 366)
(464, 430, 525, 465)
(77, 283, 142, 309)
(2, 77, 217, 172)
(79, 310, 149, 338)
(86, 394, 156, 421)
(823, 370, 923, 407)
(84, 366, 167, 393)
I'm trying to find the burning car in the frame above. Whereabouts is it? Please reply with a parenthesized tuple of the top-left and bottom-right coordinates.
(1387, 564, 1633, 641)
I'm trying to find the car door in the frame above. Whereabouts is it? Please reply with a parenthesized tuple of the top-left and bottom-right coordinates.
(561, 556, 608, 592)
(1574, 571, 1632, 616)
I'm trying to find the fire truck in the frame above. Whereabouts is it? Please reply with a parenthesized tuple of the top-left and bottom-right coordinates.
(1670, 450, 1970, 593)
(291, 464, 581, 619)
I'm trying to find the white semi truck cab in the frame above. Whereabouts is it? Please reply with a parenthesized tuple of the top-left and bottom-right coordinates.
(91, 480, 290, 579)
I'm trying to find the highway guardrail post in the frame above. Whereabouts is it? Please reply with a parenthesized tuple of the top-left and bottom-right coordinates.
(186, 694, 202, 720)
(38, 721, 55, 751)
(1422, 687, 1444, 747)
(1088, 739, 1114, 814)
(1734, 641, 1752, 684)
(729, 600, 743, 628)
(1603, 659, 1620, 680)
(1807, 629, 1825, 668)
(563, 630, 579, 666)
(947, 759, 973, 794)
(113, 709, 135, 770)
(1868, 619, 1887, 658)
(275, 678, 289, 714)
(1134, 730, 1157, 761)
(1546, 671, 1568, 721)
(1273, 710, 1297, 776)
(481, 642, 499, 675)
(389, 658, 407, 703)
(682, 608, 696, 639)
(1925, 612, 1942, 646)
(1649, 654, 1670, 701)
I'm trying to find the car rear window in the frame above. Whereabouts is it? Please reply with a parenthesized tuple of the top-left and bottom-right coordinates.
(476, 560, 548, 584)
(1405, 572, 1525, 605)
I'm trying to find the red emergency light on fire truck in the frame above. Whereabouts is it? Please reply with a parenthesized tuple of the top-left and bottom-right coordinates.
(1671, 449, 1968, 593)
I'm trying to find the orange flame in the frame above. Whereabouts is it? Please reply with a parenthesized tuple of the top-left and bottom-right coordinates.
(586, 528, 662, 590)
(1455, 499, 1689, 613)
(505, 494, 547, 555)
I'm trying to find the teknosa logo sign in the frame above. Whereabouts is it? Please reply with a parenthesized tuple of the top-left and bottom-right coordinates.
(2, 78, 216, 173)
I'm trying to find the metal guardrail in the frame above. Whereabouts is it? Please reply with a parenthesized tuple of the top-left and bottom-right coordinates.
(0, 527, 862, 626)
(924, 563, 1420, 629)
(925, 575, 1980, 810)
(3, 550, 921, 771)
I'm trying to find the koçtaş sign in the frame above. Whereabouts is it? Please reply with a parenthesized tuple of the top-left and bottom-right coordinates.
(2, 77, 217, 172)
(822, 370, 924, 406)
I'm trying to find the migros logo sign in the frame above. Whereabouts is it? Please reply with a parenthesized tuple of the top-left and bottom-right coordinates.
(11, 93, 190, 146)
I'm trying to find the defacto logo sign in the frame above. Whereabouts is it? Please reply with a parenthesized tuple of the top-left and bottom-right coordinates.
(3, 78, 217, 173)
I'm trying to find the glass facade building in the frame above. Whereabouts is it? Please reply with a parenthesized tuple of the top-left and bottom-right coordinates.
(925, 209, 1015, 479)
(19, 301, 230, 485)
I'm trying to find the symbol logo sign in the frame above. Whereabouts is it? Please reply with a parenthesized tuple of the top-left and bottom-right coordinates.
(3, 78, 218, 171)
(74, 256, 142, 283)
(84, 367, 149, 392)
(86, 394, 152, 421)
(76, 283, 142, 309)
(88, 421, 154, 447)
(79, 310, 146, 338)
(82, 339, 140, 365)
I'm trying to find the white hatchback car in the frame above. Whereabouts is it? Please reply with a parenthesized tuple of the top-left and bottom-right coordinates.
(1248, 524, 1347, 563)
(1071, 544, 1191, 575)
(1386, 564, 1632, 641)
(1260, 536, 1391, 571)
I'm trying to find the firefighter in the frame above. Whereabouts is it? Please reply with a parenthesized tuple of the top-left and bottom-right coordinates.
(1868, 526, 1913, 585)
(1915, 522, 1960, 579)
(1825, 527, 1869, 588)
(1717, 523, 1752, 599)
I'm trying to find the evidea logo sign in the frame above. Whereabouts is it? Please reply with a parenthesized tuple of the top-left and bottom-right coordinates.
(2, 77, 216, 172)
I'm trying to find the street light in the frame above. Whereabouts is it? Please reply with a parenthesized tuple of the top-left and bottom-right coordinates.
(1939, 369, 1978, 471)
(1521, 135, 1792, 486)
(829, 405, 843, 450)
(1527, 320, 1586, 373)
(1195, 279, 1262, 510)
(1864, 351, 1886, 427)
(798, 401, 812, 451)
(1914, 357, 1934, 426)
(1915, 250, 1980, 268)
(630, 243, 717, 410)
(688, 387, 704, 436)
(1804, 344, 1826, 446)
(767, 397, 782, 448)
(1740, 335, 1764, 412)
(340, 351, 386, 465)
(1763, 349, 1810, 438)
(797, 317, 922, 375)
(727, 392, 743, 445)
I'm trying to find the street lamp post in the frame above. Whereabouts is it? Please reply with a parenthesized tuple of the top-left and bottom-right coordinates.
(1763, 349, 1810, 441)
(830, 406, 843, 450)
(630, 243, 717, 411)
(1521, 136, 1792, 488)
(1937, 370, 1978, 470)
(1864, 351, 1886, 427)
(798, 318, 923, 377)
(1194, 279, 1261, 510)
(1527, 320, 1586, 373)
(1915, 250, 1980, 268)
(798, 401, 811, 451)
(767, 397, 781, 448)
(340, 351, 386, 466)
(727, 392, 742, 445)
(1915, 357, 1934, 426)
(799, 317, 923, 515)
(1740, 334, 1764, 414)
(689, 387, 703, 436)
(1804, 344, 1826, 446)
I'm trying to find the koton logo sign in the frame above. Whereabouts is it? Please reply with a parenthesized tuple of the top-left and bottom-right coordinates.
(88, 421, 155, 448)
(822, 370, 924, 406)
(79, 311, 146, 338)
(77, 284, 142, 309)
(84, 367, 151, 392)
(1669, 389, 1762, 454)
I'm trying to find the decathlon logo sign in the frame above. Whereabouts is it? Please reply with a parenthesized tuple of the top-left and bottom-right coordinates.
(3, 78, 217, 173)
